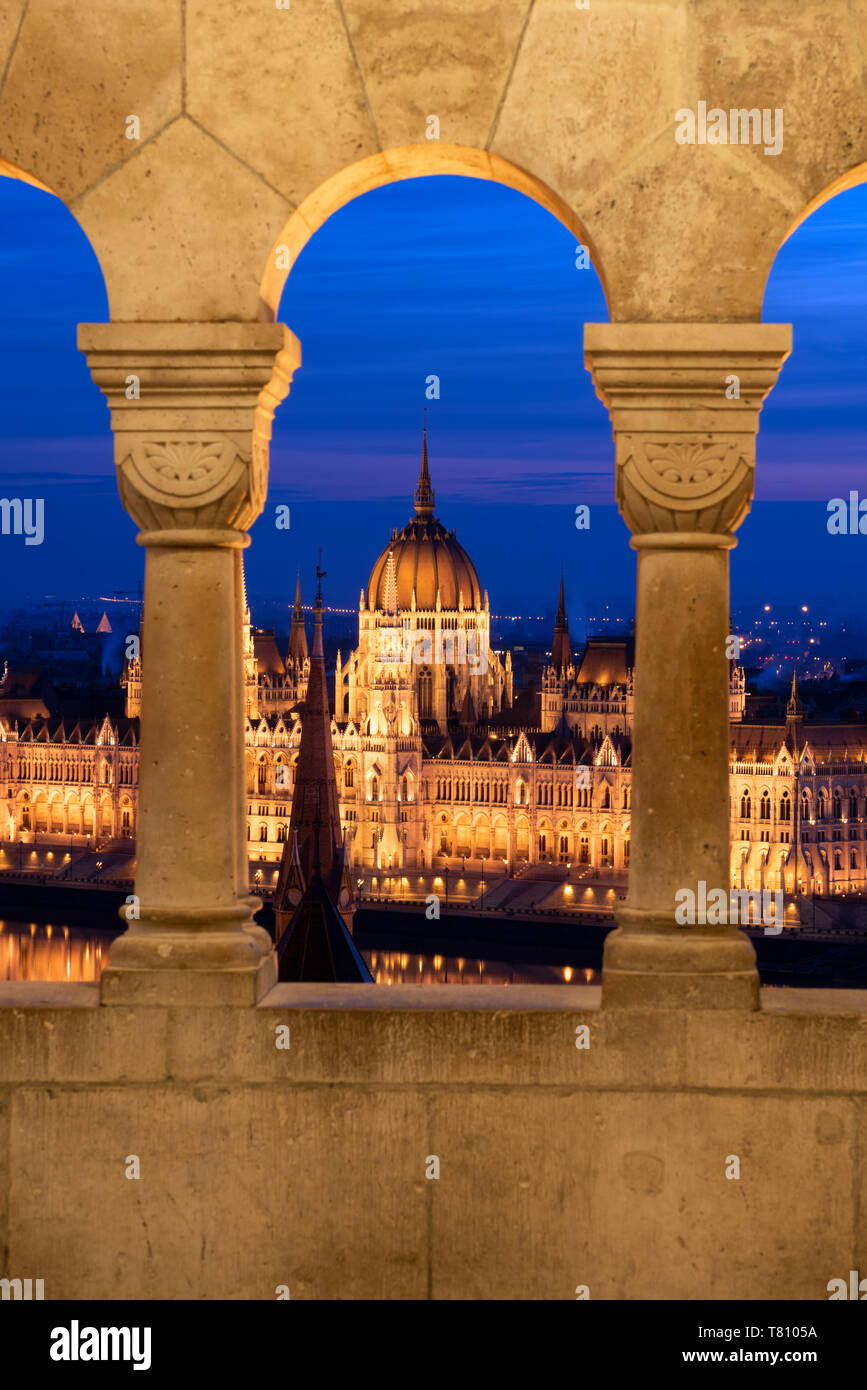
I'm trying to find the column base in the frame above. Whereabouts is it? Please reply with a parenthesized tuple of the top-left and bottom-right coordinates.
(602, 908, 760, 1010)
(99, 911, 277, 1006)
(100, 952, 277, 1007)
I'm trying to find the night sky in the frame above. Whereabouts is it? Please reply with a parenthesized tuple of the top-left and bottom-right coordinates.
(1, 172, 866, 623)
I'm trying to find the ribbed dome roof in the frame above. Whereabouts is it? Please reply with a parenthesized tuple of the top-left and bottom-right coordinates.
(367, 432, 482, 612)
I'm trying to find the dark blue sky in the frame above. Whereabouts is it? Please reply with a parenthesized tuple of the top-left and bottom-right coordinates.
(0, 172, 865, 621)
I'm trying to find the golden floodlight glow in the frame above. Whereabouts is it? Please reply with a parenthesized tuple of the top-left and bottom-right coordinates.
(564, 966, 573, 982)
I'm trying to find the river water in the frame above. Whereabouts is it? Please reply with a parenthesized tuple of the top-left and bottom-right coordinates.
(0, 918, 598, 986)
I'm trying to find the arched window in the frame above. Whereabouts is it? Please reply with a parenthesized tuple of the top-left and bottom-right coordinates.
(579, 834, 590, 865)
(740, 792, 751, 819)
(401, 776, 408, 802)
(257, 760, 268, 791)
(801, 791, 809, 821)
(817, 792, 827, 821)
(370, 775, 379, 802)
(760, 790, 771, 820)
(850, 790, 858, 819)
(834, 849, 842, 871)
(277, 824, 287, 843)
(851, 850, 858, 870)
(833, 791, 842, 819)
(258, 823, 268, 842)
(779, 793, 791, 822)
(601, 786, 610, 810)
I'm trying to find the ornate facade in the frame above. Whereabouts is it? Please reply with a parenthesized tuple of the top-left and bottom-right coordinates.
(4, 441, 860, 900)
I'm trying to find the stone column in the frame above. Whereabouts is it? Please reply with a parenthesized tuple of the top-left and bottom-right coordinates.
(584, 325, 791, 1008)
(79, 323, 301, 1005)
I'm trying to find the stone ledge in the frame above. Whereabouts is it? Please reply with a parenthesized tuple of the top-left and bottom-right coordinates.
(0, 982, 99, 1009)
(1, 983, 867, 1091)
(257, 983, 602, 1011)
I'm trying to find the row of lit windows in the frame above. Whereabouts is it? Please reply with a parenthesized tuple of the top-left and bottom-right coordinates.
(738, 789, 866, 821)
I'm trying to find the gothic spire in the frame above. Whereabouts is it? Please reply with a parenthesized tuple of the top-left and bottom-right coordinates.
(414, 412, 435, 518)
(274, 561, 349, 934)
(787, 667, 804, 721)
(551, 570, 572, 673)
(288, 570, 308, 666)
(557, 571, 567, 626)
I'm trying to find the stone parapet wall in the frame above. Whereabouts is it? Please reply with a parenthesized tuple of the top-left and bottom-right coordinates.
(1, 984, 865, 1300)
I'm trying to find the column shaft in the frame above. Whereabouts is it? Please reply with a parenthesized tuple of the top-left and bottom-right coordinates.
(584, 323, 792, 1008)
(79, 322, 300, 1005)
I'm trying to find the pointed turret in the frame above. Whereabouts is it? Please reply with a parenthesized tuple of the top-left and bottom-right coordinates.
(96, 612, 112, 635)
(787, 667, 804, 722)
(551, 572, 572, 673)
(383, 548, 399, 618)
(414, 414, 436, 518)
(274, 559, 354, 940)
(71, 611, 84, 633)
(288, 571, 308, 666)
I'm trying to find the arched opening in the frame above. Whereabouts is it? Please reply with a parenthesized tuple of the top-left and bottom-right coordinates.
(259, 145, 605, 319)
(0, 166, 123, 610)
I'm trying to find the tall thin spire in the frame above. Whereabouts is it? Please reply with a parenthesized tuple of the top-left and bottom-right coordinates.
(551, 570, 572, 673)
(313, 552, 326, 658)
(414, 412, 435, 517)
(556, 570, 567, 626)
(274, 558, 351, 936)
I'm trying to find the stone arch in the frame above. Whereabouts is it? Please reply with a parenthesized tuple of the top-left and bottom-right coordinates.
(259, 144, 607, 320)
(768, 160, 867, 268)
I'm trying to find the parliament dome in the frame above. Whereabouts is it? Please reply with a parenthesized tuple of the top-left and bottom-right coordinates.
(367, 433, 482, 613)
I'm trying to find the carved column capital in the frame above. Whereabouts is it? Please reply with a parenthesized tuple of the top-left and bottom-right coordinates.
(584, 324, 791, 537)
(78, 322, 301, 536)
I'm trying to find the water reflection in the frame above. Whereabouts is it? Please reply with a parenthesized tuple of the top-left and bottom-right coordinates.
(361, 948, 598, 986)
(0, 922, 599, 986)
(0, 921, 114, 982)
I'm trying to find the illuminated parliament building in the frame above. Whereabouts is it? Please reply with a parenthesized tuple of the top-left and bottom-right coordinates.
(2, 435, 867, 899)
